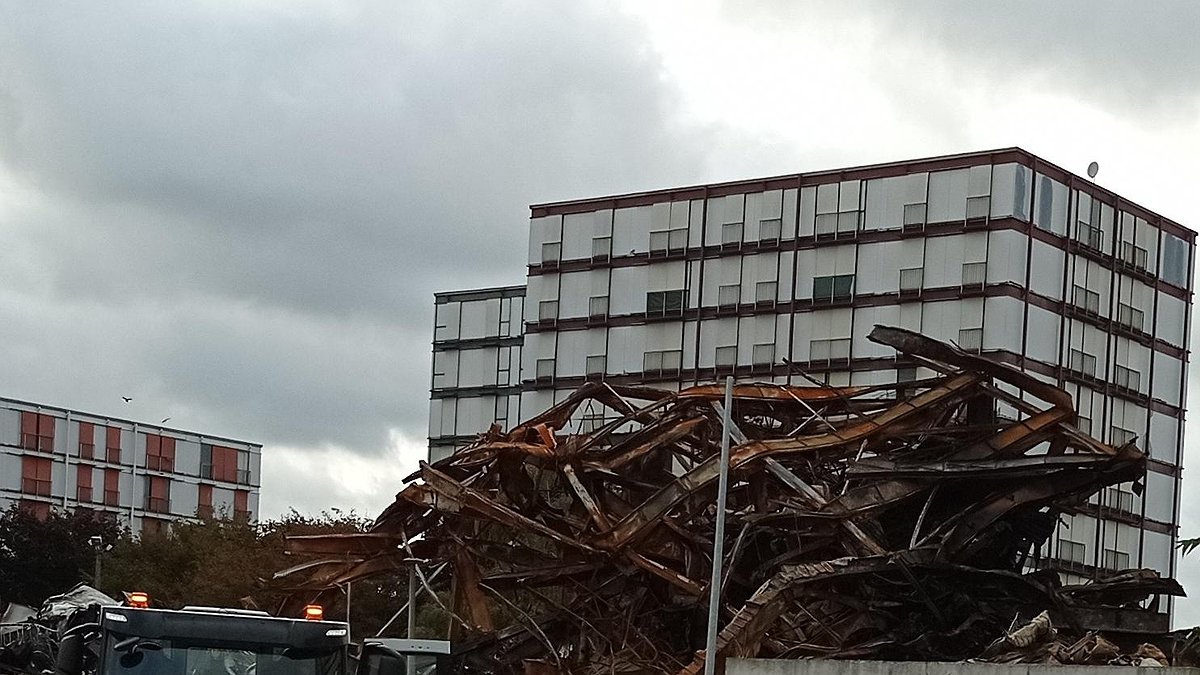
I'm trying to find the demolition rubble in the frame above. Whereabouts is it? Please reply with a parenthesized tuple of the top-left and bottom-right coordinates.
(278, 326, 1185, 673)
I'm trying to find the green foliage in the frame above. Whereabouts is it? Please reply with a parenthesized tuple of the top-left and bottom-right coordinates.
(101, 508, 409, 637)
(1179, 537, 1200, 556)
(0, 504, 126, 606)
(0, 505, 421, 639)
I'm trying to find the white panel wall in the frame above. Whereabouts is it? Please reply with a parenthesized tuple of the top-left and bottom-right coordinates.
(1157, 293, 1187, 348)
(610, 267, 649, 315)
(851, 305, 900, 358)
(863, 172, 927, 231)
(1029, 241, 1065, 300)
(1152, 355, 1184, 407)
(981, 296, 1024, 353)
(986, 230, 1027, 285)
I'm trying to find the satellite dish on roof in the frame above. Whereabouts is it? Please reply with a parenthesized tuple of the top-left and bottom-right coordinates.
(1087, 161, 1100, 179)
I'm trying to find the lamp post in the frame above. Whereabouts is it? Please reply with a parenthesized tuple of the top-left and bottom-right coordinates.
(89, 535, 104, 589)
(703, 377, 734, 675)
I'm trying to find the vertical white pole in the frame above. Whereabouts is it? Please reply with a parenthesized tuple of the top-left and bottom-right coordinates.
(407, 566, 417, 675)
(703, 376, 734, 675)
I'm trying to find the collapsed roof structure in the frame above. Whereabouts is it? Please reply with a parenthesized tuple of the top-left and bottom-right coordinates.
(277, 326, 1183, 674)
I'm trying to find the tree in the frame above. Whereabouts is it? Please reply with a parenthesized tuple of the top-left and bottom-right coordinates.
(100, 509, 408, 637)
(0, 504, 127, 606)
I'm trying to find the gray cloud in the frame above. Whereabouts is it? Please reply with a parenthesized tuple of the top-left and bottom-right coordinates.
(0, 0, 707, 515)
(725, 1, 1200, 121)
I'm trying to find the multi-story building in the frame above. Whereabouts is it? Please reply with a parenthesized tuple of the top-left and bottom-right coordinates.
(430, 286, 526, 461)
(0, 396, 261, 533)
(430, 148, 1193, 608)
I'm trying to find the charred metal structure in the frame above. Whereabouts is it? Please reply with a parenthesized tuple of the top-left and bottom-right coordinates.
(282, 327, 1183, 674)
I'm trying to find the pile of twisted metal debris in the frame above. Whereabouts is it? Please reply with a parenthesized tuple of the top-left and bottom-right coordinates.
(278, 326, 1185, 674)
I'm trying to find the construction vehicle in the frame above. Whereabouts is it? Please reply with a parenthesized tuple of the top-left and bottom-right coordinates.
(3, 587, 451, 675)
(52, 593, 351, 675)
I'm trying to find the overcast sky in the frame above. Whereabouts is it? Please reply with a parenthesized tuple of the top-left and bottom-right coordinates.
(3, 0, 1200, 624)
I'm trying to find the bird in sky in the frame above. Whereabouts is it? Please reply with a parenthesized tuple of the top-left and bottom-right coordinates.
(160, 417, 171, 424)
(122, 396, 133, 403)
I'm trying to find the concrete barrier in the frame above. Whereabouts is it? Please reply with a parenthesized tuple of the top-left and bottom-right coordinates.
(727, 661, 1200, 675)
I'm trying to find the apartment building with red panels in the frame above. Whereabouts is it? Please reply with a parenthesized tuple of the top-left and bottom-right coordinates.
(0, 396, 261, 533)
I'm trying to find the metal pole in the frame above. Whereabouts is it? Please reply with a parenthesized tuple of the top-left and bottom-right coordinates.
(94, 550, 102, 590)
(407, 565, 417, 675)
(703, 376, 734, 675)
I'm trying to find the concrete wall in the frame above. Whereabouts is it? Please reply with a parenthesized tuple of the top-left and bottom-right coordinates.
(727, 660, 1200, 675)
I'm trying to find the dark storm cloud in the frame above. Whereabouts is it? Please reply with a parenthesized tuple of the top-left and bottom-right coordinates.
(0, 1, 706, 480)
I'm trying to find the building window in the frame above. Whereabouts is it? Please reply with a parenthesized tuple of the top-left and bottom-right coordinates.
(1058, 539, 1086, 564)
(1076, 221, 1103, 250)
(721, 222, 743, 245)
(78, 422, 95, 459)
(810, 338, 851, 362)
(494, 396, 509, 424)
(759, 218, 782, 243)
(538, 300, 559, 321)
(197, 484, 214, 519)
(1076, 414, 1092, 435)
(715, 345, 737, 368)
(202, 444, 243, 483)
(899, 267, 923, 292)
(1117, 303, 1144, 331)
(755, 281, 777, 304)
(144, 434, 176, 472)
(104, 469, 120, 506)
(650, 228, 688, 252)
(815, 213, 837, 236)
(834, 211, 855, 235)
(541, 241, 561, 264)
(589, 295, 609, 317)
(958, 328, 983, 353)
(961, 262, 987, 287)
(1121, 242, 1149, 270)
(106, 426, 122, 463)
(1113, 364, 1140, 392)
(903, 203, 927, 227)
(1068, 349, 1097, 378)
(145, 476, 170, 514)
(966, 196, 990, 220)
(1105, 485, 1136, 513)
(535, 358, 556, 380)
(646, 289, 686, 317)
(586, 355, 606, 376)
(1102, 548, 1130, 571)
(234, 490, 250, 521)
(643, 349, 682, 374)
(20, 412, 55, 453)
(236, 450, 251, 484)
(751, 343, 775, 367)
(21, 456, 52, 496)
(592, 236, 612, 259)
(1162, 233, 1190, 287)
(76, 464, 93, 503)
(1072, 285, 1101, 314)
(813, 275, 854, 302)
(717, 284, 740, 307)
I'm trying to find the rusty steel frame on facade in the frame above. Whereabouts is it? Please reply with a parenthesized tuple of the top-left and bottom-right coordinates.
(277, 326, 1182, 674)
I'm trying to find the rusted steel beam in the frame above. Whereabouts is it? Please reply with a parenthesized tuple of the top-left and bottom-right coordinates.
(275, 325, 1174, 675)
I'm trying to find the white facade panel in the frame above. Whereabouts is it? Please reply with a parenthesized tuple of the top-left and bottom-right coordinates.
(981, 296, 1024, 353)
(863, 172, 927, 231)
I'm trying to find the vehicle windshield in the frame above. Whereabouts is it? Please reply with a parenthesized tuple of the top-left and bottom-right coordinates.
(102, 636, 345, 675)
